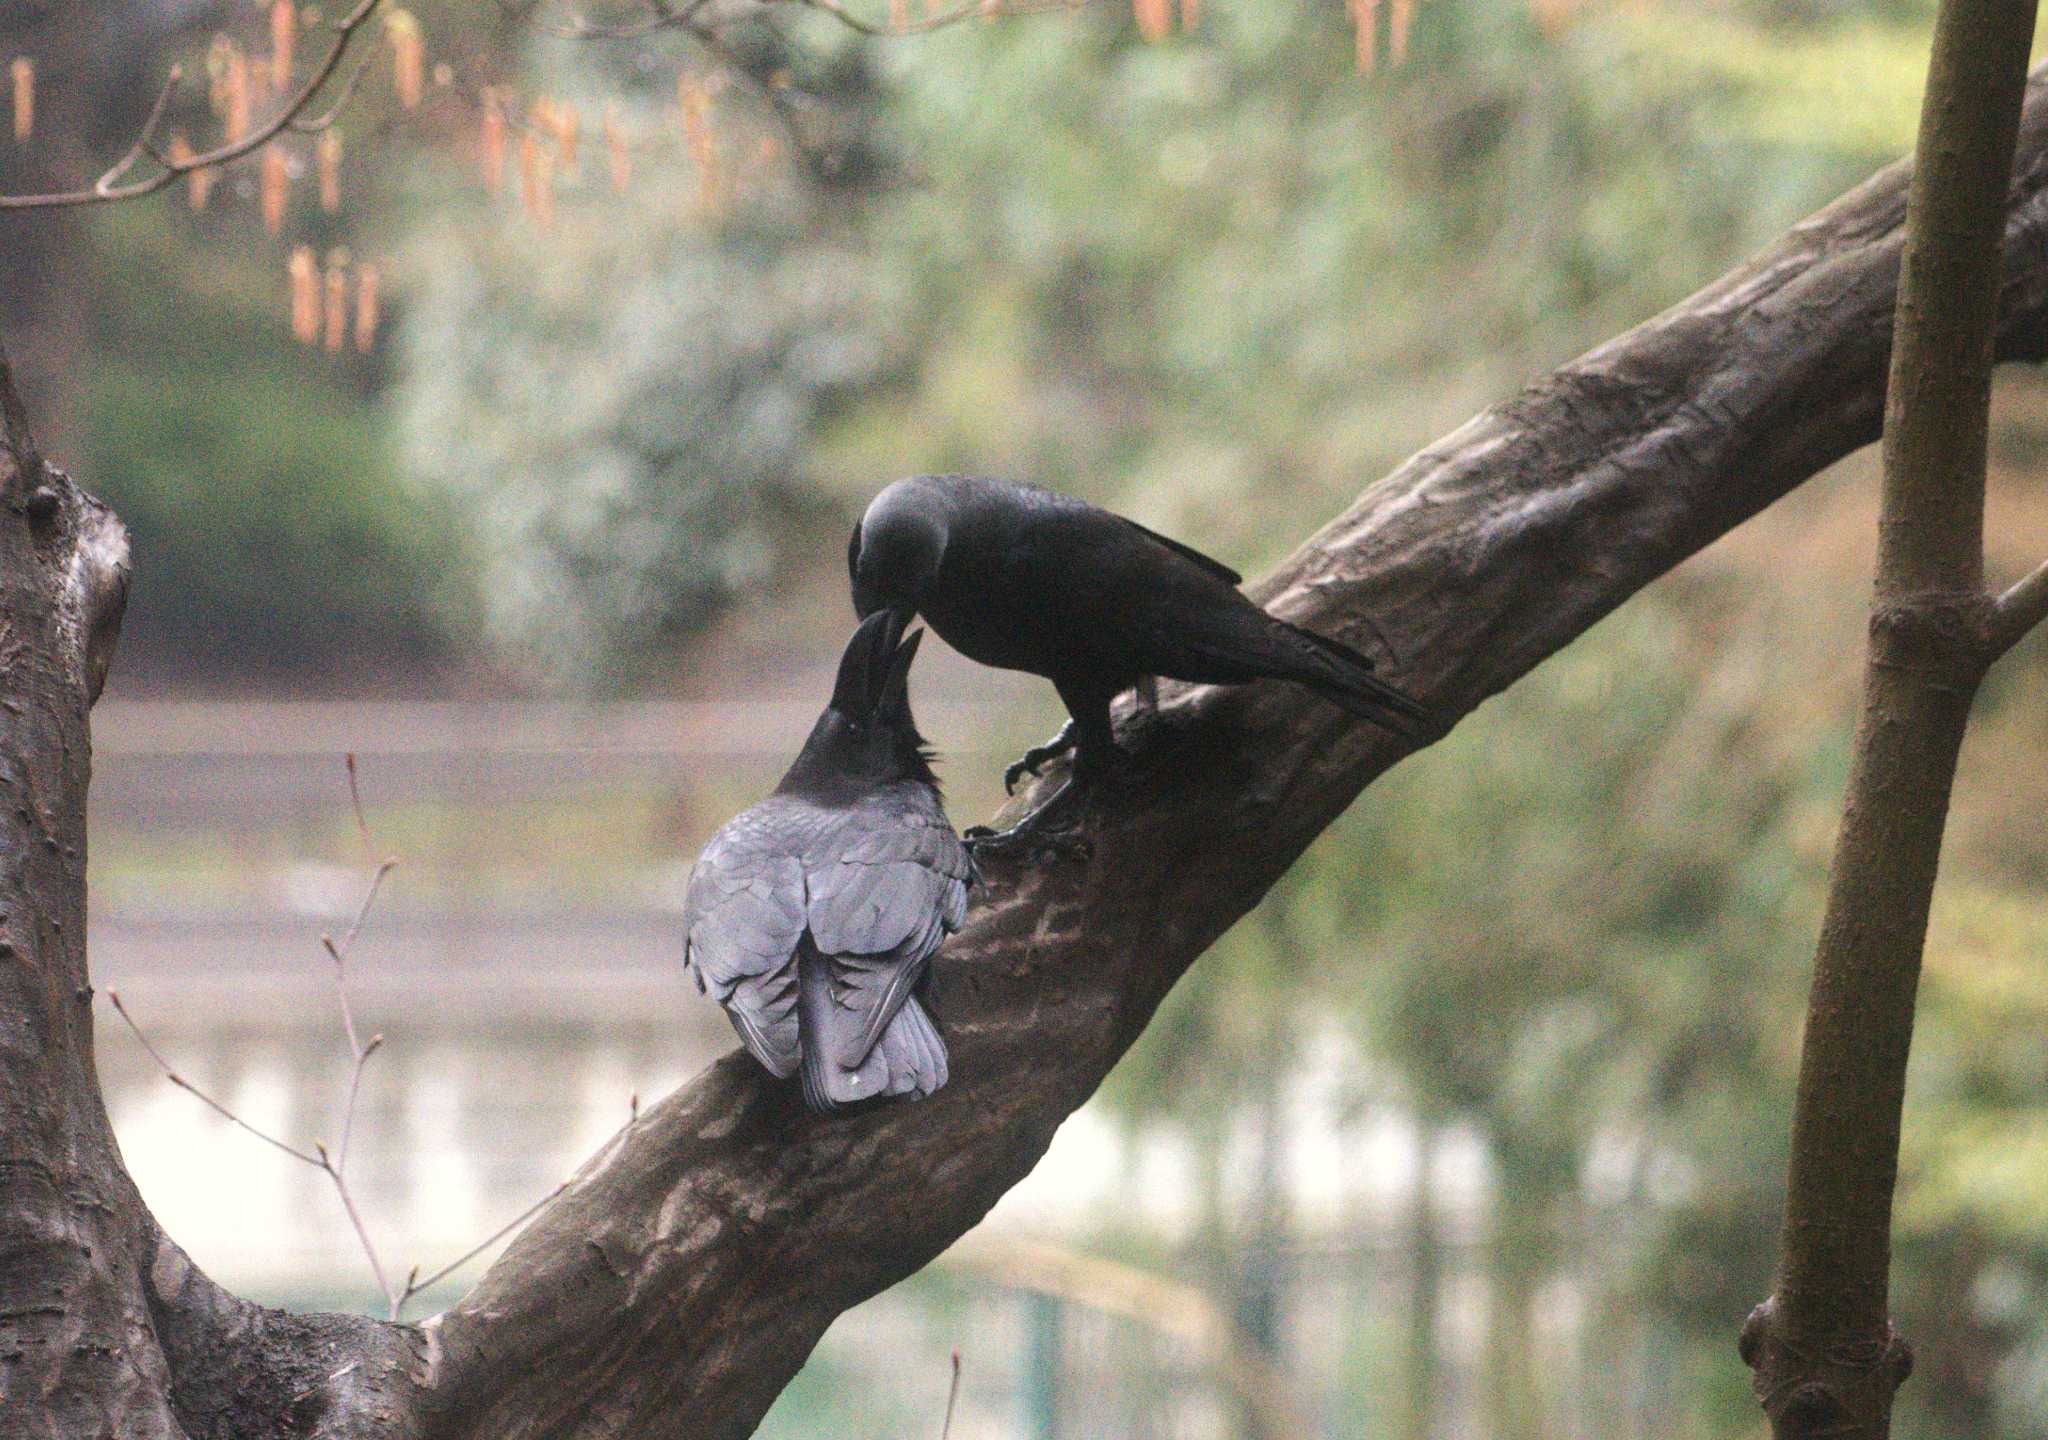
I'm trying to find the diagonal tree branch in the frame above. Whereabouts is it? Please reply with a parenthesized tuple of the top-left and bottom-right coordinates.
(397, 67, 2048, 1440)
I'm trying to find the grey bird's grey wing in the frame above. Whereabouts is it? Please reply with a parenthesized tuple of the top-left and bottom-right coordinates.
(682, 807, 810, 1079)
(802, 791, 974, 1071)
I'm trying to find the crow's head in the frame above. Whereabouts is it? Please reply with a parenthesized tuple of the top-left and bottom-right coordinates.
(849, 479, 946, 623)
(783, 609, 937, 795)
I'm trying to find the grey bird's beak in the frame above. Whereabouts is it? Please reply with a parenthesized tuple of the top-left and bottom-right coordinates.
(877, 627, 924, 725)
(830, 609, 907, 716)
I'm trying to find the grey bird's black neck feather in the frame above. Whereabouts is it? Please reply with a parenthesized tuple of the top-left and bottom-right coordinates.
(776, 609, 938, 800)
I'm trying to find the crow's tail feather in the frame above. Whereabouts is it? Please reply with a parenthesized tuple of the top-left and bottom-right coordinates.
(798, 952, 948, 1113)
(1279, 620, 1434, 740)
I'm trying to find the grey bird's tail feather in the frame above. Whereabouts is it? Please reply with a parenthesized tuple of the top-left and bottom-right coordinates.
(798, 951, 948, 1113)
(1276, 620, 1434, 740)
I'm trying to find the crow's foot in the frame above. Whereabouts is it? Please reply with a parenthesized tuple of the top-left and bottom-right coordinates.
(1004, 721, 1078, 795)
(965, 777, 1093, 864)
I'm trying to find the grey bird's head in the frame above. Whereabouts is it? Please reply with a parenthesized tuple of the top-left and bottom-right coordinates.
(849, 479, 948, 623)
(782, 608, 936, 795)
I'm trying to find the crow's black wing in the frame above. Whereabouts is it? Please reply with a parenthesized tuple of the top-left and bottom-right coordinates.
(682, 801, 811, 1079)
(799, 787, 972, 1105)
(1114, 514, 1243, 586)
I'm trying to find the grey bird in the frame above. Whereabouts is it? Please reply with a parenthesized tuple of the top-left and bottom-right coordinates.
(682, 609, 976, 1111)
(848, 474, 1431, 846)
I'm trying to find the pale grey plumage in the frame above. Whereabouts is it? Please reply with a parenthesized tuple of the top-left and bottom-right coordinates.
(683, 612, 974, 1111)
(685, 785, 972, 1108)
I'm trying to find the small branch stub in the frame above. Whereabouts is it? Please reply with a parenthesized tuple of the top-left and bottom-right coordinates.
(1742, 1297, 1914, 1438)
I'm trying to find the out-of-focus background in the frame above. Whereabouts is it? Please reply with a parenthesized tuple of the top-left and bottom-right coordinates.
(5, 1, 2048, 1435)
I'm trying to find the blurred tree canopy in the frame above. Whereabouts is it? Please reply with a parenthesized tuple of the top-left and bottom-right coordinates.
(36, 0, 1963, 681)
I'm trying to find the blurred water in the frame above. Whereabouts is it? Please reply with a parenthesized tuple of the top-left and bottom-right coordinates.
(83, 699, 1661, 1440)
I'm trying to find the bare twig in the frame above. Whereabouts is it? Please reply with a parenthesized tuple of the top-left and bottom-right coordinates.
(331, 859, 397, 960)
(0, 0, 389, 211)
(106, 990, 324, 1167)
(106, 756, 408, 1318)
(286, 40, 386, 136)
(319, 1139, 400, 1315)
(779, 0, 1102, 38)
(397, 1180, 574, 1310)
(530, 0, 719, 40)
(93, 66, 184, 196)
(313, 755, 403, 1313)
(322, 862, 393, 1058)
(344, 752, 373, 854)
(106, 751, 616, 1323)
(333, 1031, 384, 1179)
(1989, 556, 2048, 655)
(523, 0, 1101, 41)
(938, 1348, 962, 1440)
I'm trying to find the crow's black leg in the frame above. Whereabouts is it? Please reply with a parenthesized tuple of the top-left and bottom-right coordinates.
(1060, 679, 1124, 780)
(966, 682, 1122, 863)
(1004, 719, 1077, 795)
(1132, 675, 1159, 722)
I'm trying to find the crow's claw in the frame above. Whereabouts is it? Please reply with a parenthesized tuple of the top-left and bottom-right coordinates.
(1003, 721, 1079, 796)
(965, 824, 1092, 865)
(967, 772, 1092, 865)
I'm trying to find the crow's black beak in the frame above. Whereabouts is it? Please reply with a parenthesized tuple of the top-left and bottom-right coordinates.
(830, 609, 907, 716)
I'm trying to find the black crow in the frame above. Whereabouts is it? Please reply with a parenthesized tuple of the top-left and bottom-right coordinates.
(848, 474, 1431, 846)
(682, 609, 976, 1111)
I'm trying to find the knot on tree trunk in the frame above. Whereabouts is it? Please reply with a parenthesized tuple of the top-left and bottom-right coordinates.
(1868, 592, 1999, 687)
(1741, 1295, 1915, 1438)
(1, 358, 130, 709)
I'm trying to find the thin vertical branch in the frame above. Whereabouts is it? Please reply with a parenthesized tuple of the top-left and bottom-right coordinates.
(319, 1140, 400, 1316)
(316, 755, 401, 1312)
(1741, 0, 2040, 1433)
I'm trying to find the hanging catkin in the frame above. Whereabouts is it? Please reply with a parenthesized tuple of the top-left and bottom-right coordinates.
(323, 249, 349, 352)
(481, 90, 507, 192)
(271, 1, 295, 91)
(289, 246, 320, 343)
(261, 143, 290, 234)
(318, 131, 342, 211)
(387, 11, 424, 110)
(10, 57, 32, 142)
(354, 264, 381, 353)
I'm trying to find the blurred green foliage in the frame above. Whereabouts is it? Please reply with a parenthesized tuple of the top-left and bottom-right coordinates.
(82, 211, 448, 679)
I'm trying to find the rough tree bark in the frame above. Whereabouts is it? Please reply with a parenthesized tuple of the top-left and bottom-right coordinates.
(9, 69, 2048, 1440)
(1738, 0, 2048, 1434)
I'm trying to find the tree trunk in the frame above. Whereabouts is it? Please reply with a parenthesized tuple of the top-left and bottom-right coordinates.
(12, 69, 2048, 1437)
(1738, 0, 2044, 1434)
